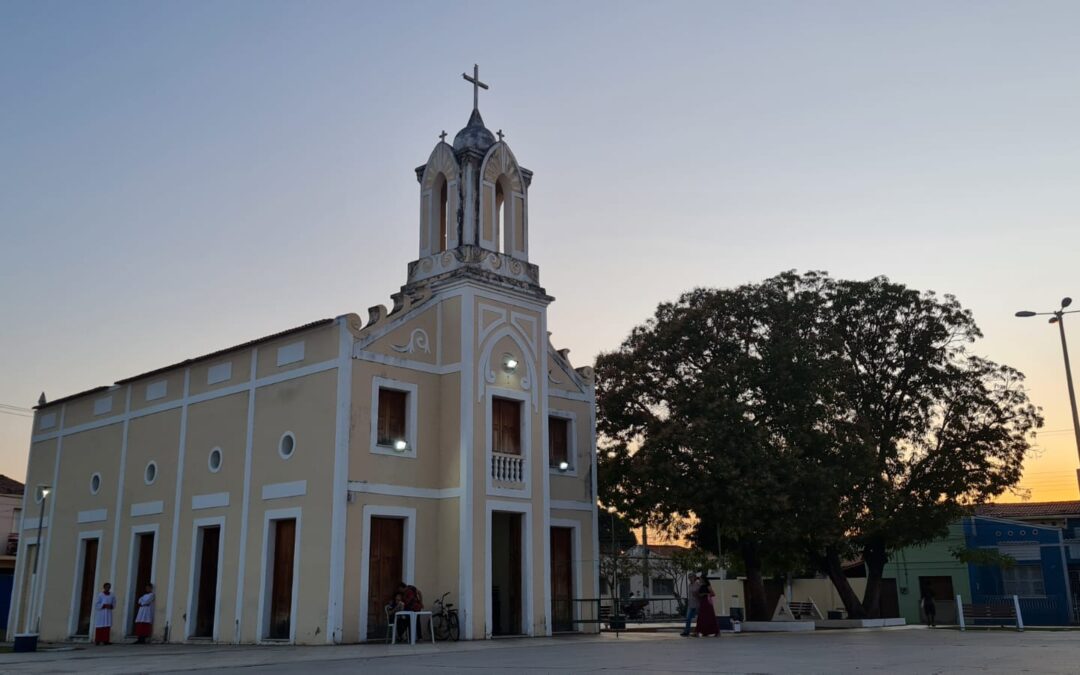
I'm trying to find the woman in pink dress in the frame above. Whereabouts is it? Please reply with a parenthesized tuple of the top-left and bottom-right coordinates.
(695, 576, 720, 637)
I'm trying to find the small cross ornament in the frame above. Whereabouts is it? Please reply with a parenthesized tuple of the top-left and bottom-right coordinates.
(439, 130, 447, 142)
(497, 129, 504, 142)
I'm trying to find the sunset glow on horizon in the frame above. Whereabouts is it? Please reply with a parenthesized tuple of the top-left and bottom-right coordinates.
(2, 1, 1079, 503)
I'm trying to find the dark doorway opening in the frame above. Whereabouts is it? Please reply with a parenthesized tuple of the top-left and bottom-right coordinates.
(129, 532, 155, 635)
(919, 576, 956, 624)
(491, 511, 523, 636)
(75, 538, 99, 636)
(192, 525, 220, 638)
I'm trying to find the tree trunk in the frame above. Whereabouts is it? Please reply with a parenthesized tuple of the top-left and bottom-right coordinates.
(820, 545, 866, 619)
(740, 540, 771, 621)
(861, 540, 888, 619)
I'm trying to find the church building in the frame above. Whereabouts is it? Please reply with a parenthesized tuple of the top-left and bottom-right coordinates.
(8, 68, 599, 644)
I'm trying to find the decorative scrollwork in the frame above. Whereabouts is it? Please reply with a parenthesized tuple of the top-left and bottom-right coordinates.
(391, 328, 431, 354)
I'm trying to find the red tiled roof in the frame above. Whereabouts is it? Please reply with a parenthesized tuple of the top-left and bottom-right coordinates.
(0, 475, 24, 496)
(974, 500, 1080, 519)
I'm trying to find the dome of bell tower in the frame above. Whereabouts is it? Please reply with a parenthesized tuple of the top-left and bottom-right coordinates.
(453, 108, 496, 154)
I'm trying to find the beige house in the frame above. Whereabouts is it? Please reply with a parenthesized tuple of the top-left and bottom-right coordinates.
(8, 81, 599, 644)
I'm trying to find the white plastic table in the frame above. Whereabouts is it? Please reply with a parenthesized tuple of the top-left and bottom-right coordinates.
(392, 610, 434, 645)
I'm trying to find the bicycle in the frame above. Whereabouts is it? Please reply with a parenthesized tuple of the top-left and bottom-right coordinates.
(430, 591, 460, 641)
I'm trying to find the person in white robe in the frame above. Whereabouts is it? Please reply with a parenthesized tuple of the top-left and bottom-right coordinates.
(134, 583, 155, 643)
(93, 582, 115, 645)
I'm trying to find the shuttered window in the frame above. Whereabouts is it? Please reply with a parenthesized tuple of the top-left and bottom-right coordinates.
(492, 397, 522, 455)
(549, 417, 569, 468)
(377, 388, 408, 446)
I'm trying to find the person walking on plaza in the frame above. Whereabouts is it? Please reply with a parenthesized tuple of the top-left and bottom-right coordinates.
(134, 583, 155, 643)
(921, 588, 937, 628)
(681, 573, 702, 637)
(695, 575, 720, 637)
(93, 582, 115, 645)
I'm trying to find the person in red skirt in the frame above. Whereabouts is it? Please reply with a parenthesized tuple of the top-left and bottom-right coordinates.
(134, 583, 155, 644)
(695, 575, 720, 637)
(93, 582, 115, 645)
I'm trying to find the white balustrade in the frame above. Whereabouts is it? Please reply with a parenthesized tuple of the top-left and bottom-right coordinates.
(491, 452, 524, 483)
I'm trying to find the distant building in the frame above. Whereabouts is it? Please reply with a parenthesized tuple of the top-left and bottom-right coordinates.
(975, 500, 1080, 622)
(885, 515, 1074, 626)
(0, 475, 24, 633)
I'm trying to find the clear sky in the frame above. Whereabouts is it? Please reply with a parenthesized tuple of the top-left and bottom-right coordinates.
(2, 1, 1079, 500)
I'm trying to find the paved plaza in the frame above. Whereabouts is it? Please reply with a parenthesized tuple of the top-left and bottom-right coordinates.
(1, 627, 1077, 674)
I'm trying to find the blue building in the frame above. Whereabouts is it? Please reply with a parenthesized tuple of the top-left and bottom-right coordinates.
(976, 500, 1080, 624)
(962, 515, 1073, 625)
(884, 512, 1075, 626)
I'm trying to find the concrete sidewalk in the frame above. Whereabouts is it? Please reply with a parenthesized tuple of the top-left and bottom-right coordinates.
(0, 634, 607, 674)
(4, 627, 1079, 674)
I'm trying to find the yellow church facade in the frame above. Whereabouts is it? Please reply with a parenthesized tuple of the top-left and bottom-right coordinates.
(9, 78, 599, 644)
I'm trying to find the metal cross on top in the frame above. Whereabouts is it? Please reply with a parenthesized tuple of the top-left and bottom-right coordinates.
(462, 64, 489, 111)
(439, 130, 447, 142)
(497, 129, 504, 141)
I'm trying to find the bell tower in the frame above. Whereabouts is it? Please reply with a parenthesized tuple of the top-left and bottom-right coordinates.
(406, 65, 543, 301)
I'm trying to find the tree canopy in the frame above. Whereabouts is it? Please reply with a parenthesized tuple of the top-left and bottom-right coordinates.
(596, 271, 1042, 619)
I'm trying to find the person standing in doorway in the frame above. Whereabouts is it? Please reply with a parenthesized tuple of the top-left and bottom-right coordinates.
(93, 582, 115, 645)
(134, 583, 155, 643)
(921, 587, 937, 628)
(681, 573, 701, 637)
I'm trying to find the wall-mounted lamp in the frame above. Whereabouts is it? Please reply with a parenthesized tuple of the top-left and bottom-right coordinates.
(393, 439, 409, 452)
(558, 461, 570, 472)
(502, 354, 518, 373)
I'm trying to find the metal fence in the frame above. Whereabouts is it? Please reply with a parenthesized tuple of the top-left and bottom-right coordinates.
(565, 597, 695, 634)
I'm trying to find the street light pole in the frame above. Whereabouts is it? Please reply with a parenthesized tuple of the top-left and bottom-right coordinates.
(1053, 313, 1080, 464)
(31, 485, 51, 635)
(1016, 297, 1080, 492)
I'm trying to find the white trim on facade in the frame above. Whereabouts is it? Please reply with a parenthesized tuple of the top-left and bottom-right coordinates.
(484, 499, 534, 638)
(145, 379, 168, 402)
(66, 529, 104, 638)
(352, 350, 462, 376)
(459, 288, 475, 639)
(77, 509, 108, 524)
(29, 358, 339, 445)
(192, 492, 230, 510)
(256, 506, 302, 644)
(122, 522, 160, 637)
(550, 500, 595, 512)
(207, 362, 232, 385)
(276, 341, 305, 367)
(369, 377, 419, 459)
(233, 348, 259, 642)
(357, 504, 416, 642)
(326, 318, 352, 644)
(163, 368, 191, 640)
(484, 386, 532, 500)
(131, 501, 165, 518)
(539, 312, 553, 637)
(185, 515, 226, 641)
(347, 482, 461, 500)
(261, 481, 307, 501)
(108, 386, 133, 595)
(550, 518, 583, 632)
(546, 409, 578, 476)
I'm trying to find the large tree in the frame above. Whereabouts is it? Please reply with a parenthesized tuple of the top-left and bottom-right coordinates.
(825, 277, 1042, 616)
(596, 272, 1042, 620)
(597, 272, 840, 619)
